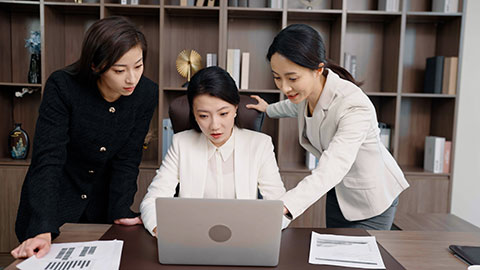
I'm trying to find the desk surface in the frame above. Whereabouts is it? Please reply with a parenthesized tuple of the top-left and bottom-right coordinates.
(7, 224, 480, 270)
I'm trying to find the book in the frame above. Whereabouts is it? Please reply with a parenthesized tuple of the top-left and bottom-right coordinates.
(432, 0, 459, 13)
(424, 136, 445, 173)
(227, 49, 241, 88)
(378, 0, 400, 11)
(344, 52, 357, 79)
(120, 0, 127, 4)
(443, 141, 451, 174)
(180, 0, 187, 6)
(130, 0, 138, 5)
(424, 56, 444, 94)
(241, 52, 250, 90)
(206, 53, 217, 67)
(196, 0, 205, 6)
(207, 0, 214, 6)
(228, 0, 238, 7)
(378, 122, 391, 150)
(442, 56, 458, 95)
(162, 119, 174, 159)
(449, 245, 480, 265)
(238, 0, 247, 7)
(305, 151, 319, 170)
(268, 0, 281, 8)
(248, 0, 266, 7)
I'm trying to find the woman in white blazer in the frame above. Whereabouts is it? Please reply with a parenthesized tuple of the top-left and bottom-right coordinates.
(140, 67, 287, 236)
(247, 24, 410, 230)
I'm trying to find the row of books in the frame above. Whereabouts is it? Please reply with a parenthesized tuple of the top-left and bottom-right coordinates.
(228, 0, 282, 8)
(424, 136, 451, 174)
(226, 49, 250, 90)
(378, 0, 458, 12)
(343, 52, 357, 79)
(424, 56, 458, 95)
(178, 0, 216, 7)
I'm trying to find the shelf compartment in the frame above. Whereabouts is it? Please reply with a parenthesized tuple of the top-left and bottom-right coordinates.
(288, 0, 342, 10)
(397, 97, 455, 169)
(287, 11, 342, 67)
(227, 8, 282, 19)
(346, 0, 401, 11)
(164, 5, 219, 16)
(162, 9, 219, 87)
(401, 15, 461, 93)
(43, 5, 99, 79)
(407, 0, 463, 12)
(0, 86, 41, 161)
(345, 13, 401, 93)
(0, 3, 40, 84)
(104, 8, 160, 83)
(226, 16, 281, 90)
(104, 0, 158, 5)
(369, 95, 397, 152)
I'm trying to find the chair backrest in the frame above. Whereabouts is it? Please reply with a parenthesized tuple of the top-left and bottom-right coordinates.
(168, 95, 265, 134)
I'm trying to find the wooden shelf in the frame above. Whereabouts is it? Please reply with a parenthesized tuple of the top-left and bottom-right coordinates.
(0, 158, 31, 166)
(400, 165, 450, 177)
(0, 83, 42, 88)
(401, 93, 456, 98)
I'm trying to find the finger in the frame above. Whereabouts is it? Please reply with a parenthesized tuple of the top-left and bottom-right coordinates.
(245, 104, 258, 109)
(11, 245, 21, 258)
(250, 95, 260, 101)
(36, 243, 51, 258)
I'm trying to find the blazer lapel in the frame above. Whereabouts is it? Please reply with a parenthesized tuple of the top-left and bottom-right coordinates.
(188, 133, 209, 198)
(233, 127, 250, 199)
(298, 101, 324, 157)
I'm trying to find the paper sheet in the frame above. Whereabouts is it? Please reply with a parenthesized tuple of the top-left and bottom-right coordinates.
(309, 231, 385, 269)
(17, 240, 123, 270)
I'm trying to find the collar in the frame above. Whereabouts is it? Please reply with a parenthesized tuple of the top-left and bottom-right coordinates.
(317, 68, 338, 110)
(207, 127, 235, 161)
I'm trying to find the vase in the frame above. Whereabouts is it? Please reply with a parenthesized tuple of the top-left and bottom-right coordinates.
(28, 53, 41, 84)
(9, 123, 29, 159)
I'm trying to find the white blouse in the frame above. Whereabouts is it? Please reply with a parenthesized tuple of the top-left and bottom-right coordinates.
(203, 129, 236, 199)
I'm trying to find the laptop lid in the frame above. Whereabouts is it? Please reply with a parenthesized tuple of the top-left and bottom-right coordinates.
(155, 198, 283, 266)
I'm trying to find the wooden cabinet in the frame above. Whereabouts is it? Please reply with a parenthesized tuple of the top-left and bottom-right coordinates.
(0, 0, 464, 249)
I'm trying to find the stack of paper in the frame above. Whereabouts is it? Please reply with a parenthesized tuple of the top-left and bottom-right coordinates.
(17, 240, 123, 270)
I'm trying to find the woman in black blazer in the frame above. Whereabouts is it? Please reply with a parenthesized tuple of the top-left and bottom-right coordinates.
(11, 16, 158, 259)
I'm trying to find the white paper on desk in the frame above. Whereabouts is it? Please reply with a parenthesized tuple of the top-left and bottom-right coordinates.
(309, 231, 385, 269)
(16, 240, 123, 270)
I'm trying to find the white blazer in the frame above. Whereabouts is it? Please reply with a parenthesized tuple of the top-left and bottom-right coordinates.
(140, 126, 286, 235)
(267, 69, 410, 221)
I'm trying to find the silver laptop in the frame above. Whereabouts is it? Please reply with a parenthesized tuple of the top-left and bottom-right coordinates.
(155, 197, 283, 266)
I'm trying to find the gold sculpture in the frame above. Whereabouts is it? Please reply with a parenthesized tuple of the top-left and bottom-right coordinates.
(176, 49, 202, 87)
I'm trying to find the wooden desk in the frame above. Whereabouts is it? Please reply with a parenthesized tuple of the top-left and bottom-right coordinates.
(7, 224, 480, 270)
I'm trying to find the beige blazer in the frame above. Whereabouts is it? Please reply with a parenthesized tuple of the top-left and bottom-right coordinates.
(267, 69, 410, 221)
(140, 127, 286, 235)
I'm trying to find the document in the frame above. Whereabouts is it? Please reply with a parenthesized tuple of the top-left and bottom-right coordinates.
(309, 231, 385, 269)
(17, 240, 123, 270)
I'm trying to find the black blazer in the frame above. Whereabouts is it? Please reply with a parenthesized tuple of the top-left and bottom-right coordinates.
(15, 70, 158, 242)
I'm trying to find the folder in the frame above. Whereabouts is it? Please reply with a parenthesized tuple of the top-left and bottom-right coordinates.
(449, 245, 480, 265)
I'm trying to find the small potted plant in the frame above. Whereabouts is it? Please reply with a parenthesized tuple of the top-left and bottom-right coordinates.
(25, 30, 41, 84)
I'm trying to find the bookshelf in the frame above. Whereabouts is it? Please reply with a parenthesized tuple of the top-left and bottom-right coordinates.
(0, 0, 464, 251)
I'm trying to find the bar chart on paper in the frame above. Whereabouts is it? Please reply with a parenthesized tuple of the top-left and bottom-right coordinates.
(16, 240, 123, 270)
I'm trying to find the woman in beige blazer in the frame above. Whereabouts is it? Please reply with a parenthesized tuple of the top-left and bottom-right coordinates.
(140, 67, 287, 236)
(247, 24, 410, 230)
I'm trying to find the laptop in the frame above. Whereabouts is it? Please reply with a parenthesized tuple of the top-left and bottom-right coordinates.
(155, 197, 283, 266)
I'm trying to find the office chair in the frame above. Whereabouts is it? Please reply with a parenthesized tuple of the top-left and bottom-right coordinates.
(168, 94, 266, 199)
(168, 94, 265, 133)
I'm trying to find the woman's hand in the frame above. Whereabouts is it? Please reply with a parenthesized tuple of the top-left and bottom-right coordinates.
(246, 95, 269, 112)
(11, 232, 51, 259)
(114, 216, 143, 226)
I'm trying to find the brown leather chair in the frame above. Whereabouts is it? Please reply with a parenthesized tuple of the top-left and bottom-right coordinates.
(168, 94, 265, 134)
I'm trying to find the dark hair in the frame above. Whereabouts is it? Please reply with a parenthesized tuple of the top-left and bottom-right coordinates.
(187, 66, 240, 132)
(65, 16, 147, 85)
(267, 24, 361, 86)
